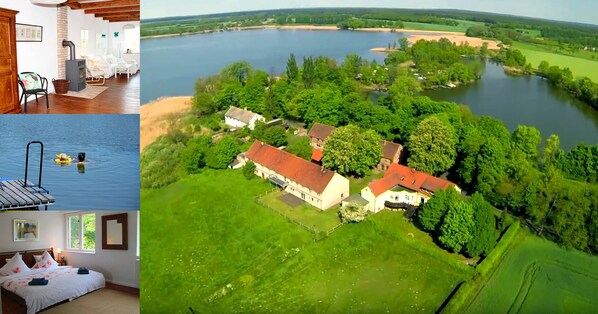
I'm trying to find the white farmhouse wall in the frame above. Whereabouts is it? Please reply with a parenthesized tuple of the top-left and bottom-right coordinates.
(248, 114, 265, 130)
(320, 173, 350, 210)
(225, 116, 247, 129)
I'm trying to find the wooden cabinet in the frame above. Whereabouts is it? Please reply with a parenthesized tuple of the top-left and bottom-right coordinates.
(0, 8, 19, 114)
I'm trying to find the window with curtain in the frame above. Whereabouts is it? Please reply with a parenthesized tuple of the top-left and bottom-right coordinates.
(123, 25, 140, 53)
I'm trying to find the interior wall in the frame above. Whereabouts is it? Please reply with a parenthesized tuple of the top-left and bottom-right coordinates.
(63, 211, 139, 288)
(3, 1, 59, 92)
(108, 21, 140, 58)
(67, 9, 109, 58)
(0, 212, 64, 253)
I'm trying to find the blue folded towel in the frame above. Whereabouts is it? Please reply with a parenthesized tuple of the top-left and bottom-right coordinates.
(77, 267, 89, 274)
(28, 278, 48, 286)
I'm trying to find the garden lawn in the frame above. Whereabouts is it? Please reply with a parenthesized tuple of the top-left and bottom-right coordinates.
(466, 233, 598, 314)
(259, 190, 342, 232)
(349, 171, 384, 195)
(141, 169, 472, 313)
(513, 42, 598, 81)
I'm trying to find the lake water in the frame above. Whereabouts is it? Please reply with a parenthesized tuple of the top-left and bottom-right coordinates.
(0, 115, 140, 210)
(142, 29, 598, 150)
(141, 29, 406, 104)
(422, 61, 598, 150)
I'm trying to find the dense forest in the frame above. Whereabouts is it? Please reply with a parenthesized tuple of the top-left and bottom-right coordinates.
(142, 46, 598, 255)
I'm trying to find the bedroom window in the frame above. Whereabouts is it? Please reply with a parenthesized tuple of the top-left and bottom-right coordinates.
(66, 213, 96, 252)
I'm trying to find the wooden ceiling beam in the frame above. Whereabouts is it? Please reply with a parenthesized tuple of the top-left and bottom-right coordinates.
(84, 5, 139, 14)
(67, 0, 140, 10)
(107, 17, 140, 23)
(95, 12, 139, 18)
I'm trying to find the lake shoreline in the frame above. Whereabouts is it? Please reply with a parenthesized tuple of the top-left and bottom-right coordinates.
(141, 24, 465, 40)
(140, 96, 193, 151)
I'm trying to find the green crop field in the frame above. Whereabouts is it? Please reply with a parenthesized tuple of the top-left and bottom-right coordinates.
(141, 169, 472, 313)
(465, 233, 598, 314)
(513, 42, 598, 81)
(403, 20, 482, 33)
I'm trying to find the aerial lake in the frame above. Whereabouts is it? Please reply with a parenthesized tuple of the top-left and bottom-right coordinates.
(0, 115, 139, 210)
(142, 29, 598, 150)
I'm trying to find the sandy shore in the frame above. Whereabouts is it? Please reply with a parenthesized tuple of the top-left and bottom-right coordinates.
(407, 34, 501, 49)
(142, 24, 465, 39)
(370, 47, 400, 52)
(140, 96, 193, 151)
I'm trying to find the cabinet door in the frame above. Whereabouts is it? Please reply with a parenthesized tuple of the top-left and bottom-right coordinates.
(0, 15, 18, 113)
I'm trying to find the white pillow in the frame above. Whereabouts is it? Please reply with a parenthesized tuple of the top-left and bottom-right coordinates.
(0, 253, 30, 276)
(32, 251, 58, 270)
(33, 255, 43, 262)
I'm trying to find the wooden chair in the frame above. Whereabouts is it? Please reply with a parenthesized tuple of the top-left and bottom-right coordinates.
(86, 59, 106, 86)
(17, 72, 49, 113)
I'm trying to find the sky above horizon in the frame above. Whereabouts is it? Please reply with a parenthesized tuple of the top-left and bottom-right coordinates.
(142, 0, 598, 25)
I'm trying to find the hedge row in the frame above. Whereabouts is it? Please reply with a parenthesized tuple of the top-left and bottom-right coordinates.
(440, 220, 522, 313)
(477, 220, 521, 277)
(440, 277, 481, 314)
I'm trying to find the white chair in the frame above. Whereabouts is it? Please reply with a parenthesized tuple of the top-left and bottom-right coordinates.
(86, 60, 106, 85)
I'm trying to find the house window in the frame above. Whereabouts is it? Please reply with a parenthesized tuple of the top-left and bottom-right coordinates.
(123, 24, 140, 53)
(301, 193, 305, 200)
(66, 213, 96, 252)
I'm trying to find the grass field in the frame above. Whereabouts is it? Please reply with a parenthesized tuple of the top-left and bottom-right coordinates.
(513, 42, 598, 81)
(403, 20, 482, 33)
(258, 190, 342, 232)
(465, 233, 598, 314)
(141, 169, 472, 313)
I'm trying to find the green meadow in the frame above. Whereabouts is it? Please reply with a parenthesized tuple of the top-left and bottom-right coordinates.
(513, 42, 598, 81)
(466, 234, 598, 314)
(403, 20, 483, 33)
(141, 169, 472, 313)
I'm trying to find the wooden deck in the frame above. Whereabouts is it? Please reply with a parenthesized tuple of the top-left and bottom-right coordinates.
(0, 180, 55, 210)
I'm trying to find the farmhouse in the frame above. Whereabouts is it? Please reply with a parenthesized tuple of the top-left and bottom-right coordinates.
(359, 164, 461, 213)
(307, 122, 403, 167)
(224, 106, 265, 130)
(308, 122, 336, 149)
(378, 140, 403, 171)
(245, 141, 350, 210)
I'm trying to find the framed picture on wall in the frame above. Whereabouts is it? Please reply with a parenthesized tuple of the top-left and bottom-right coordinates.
(16, 23, 43, 42)
(13, 220, 39, 242)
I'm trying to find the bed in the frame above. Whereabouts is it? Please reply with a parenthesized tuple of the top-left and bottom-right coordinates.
(0, 248, 105, 314)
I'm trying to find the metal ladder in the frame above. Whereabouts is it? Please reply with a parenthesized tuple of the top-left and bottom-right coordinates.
(24, 141, 50, 210)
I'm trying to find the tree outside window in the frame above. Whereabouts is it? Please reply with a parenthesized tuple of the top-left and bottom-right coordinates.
(67, 213, 96, 252)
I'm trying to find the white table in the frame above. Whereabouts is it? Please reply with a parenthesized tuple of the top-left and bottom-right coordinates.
(116, 63, 134, 79)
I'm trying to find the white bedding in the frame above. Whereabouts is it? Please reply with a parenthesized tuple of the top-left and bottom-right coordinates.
(0, 266, 105, 314)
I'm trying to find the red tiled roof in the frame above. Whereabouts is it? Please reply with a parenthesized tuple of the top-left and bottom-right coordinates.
(380, 140, 403, 160)
(308, 123, 336, 140)
(246, 141, 336, 194)
(311, 149, 323, 162)
(369, 164, 456, 196)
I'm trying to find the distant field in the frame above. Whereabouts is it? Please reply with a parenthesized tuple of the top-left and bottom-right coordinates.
(513, 42, 598, 81)
(466, 234, 598, 313)
(141, 169, 472, 313)
(403, 20, 482, 33)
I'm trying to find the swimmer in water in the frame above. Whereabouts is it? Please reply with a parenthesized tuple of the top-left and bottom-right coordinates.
(59, 153, 69, 161)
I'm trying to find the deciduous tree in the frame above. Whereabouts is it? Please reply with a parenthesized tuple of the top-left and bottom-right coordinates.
(408, 116, 456, 175)
(205, 136, 240, 169)
(322, 125, 381, 177)
(465, 193, 498, 257)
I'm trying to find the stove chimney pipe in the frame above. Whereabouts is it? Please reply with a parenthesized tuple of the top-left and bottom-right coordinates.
(62, 40, 75, 60)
